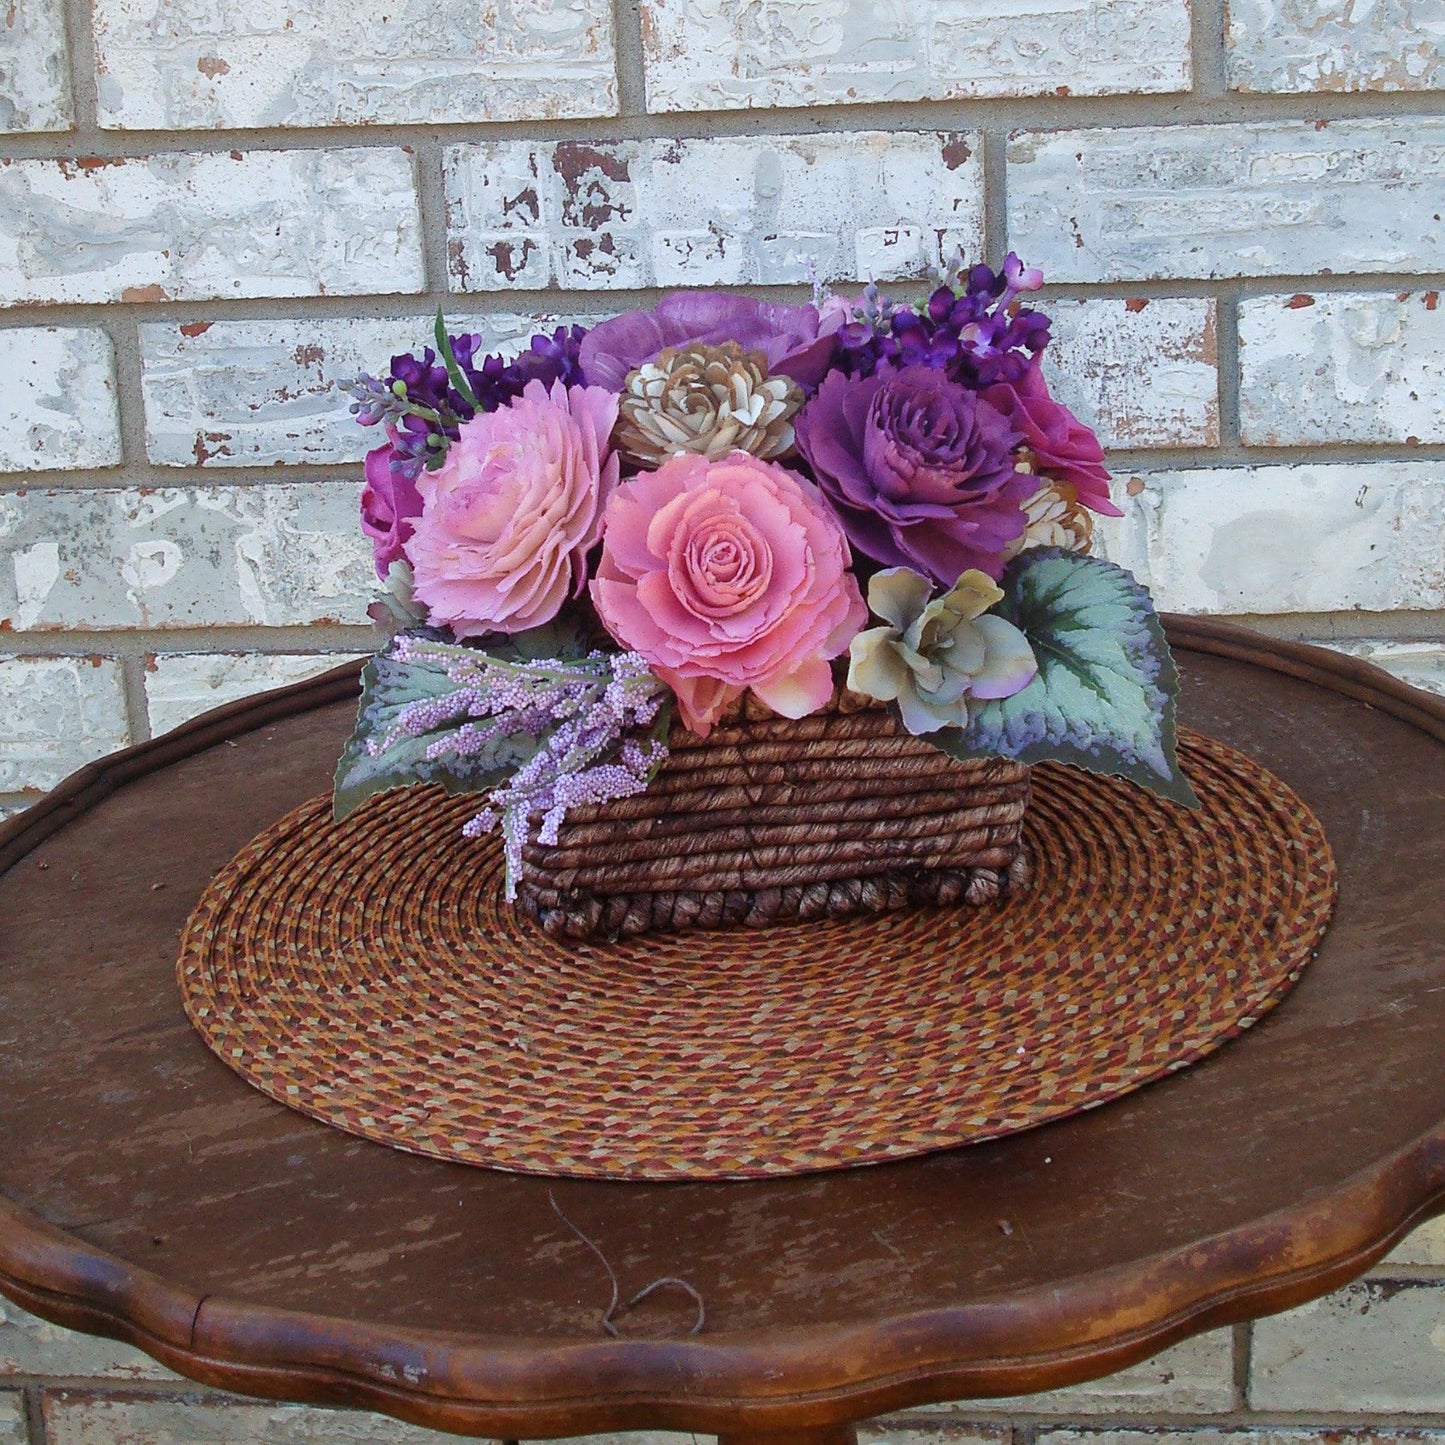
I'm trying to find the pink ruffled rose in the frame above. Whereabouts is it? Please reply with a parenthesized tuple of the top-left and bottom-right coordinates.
(405, 379, 620, 638)
(591, 452, 866, 737)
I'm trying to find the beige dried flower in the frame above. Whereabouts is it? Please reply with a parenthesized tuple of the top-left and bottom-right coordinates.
(1002, 457, 1096, 560)
(613, 342, 804, 468)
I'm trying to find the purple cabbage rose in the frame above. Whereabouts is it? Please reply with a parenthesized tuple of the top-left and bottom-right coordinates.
(795, 365, 1033, 584)
(981, 362, 1121, 517)
(360, 441, 423, 579)
(579, 292, 843, 393)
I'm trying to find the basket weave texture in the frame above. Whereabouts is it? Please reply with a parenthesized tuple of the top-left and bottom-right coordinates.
(516, 689, 1031, 938)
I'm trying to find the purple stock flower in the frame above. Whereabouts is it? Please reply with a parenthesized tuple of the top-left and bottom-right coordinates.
(833, 254, 1052, 388)
(795, 365, 1034, 584)
(359, 440, 424, 579)
(579, 292, 843, 393)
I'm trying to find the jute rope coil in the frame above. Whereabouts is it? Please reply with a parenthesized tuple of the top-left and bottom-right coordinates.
(517, 691, 1032, 938)
(178, 731, 1337, 1181)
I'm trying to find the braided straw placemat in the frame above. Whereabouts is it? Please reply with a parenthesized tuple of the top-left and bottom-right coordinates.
(178, 731, 1336, 1180)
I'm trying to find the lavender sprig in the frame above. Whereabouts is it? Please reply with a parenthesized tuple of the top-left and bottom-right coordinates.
(379, 640, 669, 900)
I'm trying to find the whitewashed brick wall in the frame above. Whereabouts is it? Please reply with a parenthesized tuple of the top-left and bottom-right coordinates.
(1, 0, 1443, 1438)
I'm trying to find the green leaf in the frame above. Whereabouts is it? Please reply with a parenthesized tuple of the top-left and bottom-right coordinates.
(933, 550, 1199, 808)
(332, 638, 541, 821)
(434, 310, 480, 413)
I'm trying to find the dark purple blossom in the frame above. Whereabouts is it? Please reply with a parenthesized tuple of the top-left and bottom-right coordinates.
(343, 324, 589, 472)
(795, 365, 1034, 584)
(832, 253, 1051, 389)
(578, 292, 843, 393)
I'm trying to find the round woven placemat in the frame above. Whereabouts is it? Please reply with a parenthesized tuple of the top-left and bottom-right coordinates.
(178, 731, 1336, 1181)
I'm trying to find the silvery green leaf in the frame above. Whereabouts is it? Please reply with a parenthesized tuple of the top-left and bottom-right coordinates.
(332, 636, 541, 821)
(933, 550, 1198, 808)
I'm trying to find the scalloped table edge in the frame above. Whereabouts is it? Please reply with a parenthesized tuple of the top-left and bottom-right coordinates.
(0, 617, 1442, 1440)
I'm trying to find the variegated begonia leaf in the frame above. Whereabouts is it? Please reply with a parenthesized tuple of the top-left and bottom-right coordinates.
(333, 633, 544, 821)
(932, 549, 1199, 807)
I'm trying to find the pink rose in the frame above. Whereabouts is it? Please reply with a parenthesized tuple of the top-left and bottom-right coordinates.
(405, 379, 620, 638)
(359, 439, 422, 580)
(591, 451, 867, 736)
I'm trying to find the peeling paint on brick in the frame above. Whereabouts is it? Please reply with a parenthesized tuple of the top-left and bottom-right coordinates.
(1043, 298, 1219, 449)
(145, 651, 365, 735)
(140, 313, 592, 466)
(0, 329, 122, 472)
(0, 0, 72, 132)
(1240, 291, 1445, 444)
(640, 0, 1191, 111)
(0, 483, 372, 630)
(1228, 0, 1445, 93)
(445, 133, 983, 291)
(92, 0, 616, 129)
(1008, 120, 1445, 282)
(0, 656, 130, 792)
(1114, 462, 1445, 614)
(0, 150, 424, 306)
(0, 1395, 20, 1445)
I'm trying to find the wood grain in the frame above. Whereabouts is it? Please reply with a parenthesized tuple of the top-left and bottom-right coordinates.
(0, 618, 1441, 1438)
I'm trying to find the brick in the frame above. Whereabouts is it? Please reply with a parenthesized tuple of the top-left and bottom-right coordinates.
(0, 150, 423, 307)
(41, 1391, 469, 1443)
(1038, 1431, 1445, 1445)
(0, 1393, 21, 1445)
(1110, 462, 1445, 615)
(862, 1429, 1006, 1445)
(92, 0, 614, 129)
(1251, 1279, 1445, 1410)
(1, 328, 121, 472)
(1042, 298, 1218, 449)
(639, 0, 1190, 111)
(0, 0, 72, 132)
(0, 656, 130, 793)
(0, 1298, 178, 1380)
(1327, 640, 1445, 699)
(1386, 1215, 1445, 1264)
(971, 1331, 1234, 1414)
(1227, 0, 1445, 93)
(1007, 121, 1445, 283)
(445, 132, 983, 292)
(139, 313, 590, 467)
(1239, 291, 1445, 446)
(146, 652, 363, 735)
(0, 483, 372, 632)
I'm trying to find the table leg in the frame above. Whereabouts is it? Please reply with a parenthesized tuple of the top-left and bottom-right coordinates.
(717, 1427, 858, 1445)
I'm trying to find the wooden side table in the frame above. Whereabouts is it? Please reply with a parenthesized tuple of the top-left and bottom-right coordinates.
(0, 619, 1442, 1444)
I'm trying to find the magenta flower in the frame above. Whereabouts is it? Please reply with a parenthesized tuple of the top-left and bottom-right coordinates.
(405, 379, 619, 638)
(359, 440, 423, 580)
(579, 292, 843, 394)
(794, 365, 1034, 585)
(590, 452, 866, 736)
(982, 362, 1121, 517)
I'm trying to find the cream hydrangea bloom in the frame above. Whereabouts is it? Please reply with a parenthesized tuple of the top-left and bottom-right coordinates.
(847, 567, 1038, 734)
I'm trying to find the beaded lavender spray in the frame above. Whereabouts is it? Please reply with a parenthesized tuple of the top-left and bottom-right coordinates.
(373, 638, 670, 899)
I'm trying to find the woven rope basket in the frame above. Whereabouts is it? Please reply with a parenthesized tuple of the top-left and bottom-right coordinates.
(515, 688, 1031, 938)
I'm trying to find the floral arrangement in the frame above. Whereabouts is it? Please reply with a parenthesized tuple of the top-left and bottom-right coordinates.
(335, 254, 1197, 899)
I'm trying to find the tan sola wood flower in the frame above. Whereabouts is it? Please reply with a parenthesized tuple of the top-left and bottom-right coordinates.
(613, 341, 804, 468)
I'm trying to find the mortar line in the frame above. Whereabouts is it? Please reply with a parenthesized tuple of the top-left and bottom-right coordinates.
(2, 88, 1445, 163)
(611, 0, 648, 117)
(3, 273, 1443, 337)
(412, 139, 452, 298)
(56, 0, 99, 133)
(1214, 285, 1243, 449)
(982, 130, 1009, 267)
(118, 653, 153, 745)
(0, 626, 380, 657)
(21, 1382, 45, 1445)
(104, 313, 149, 471)
(1232, 1320, 1253, 1411)
(1191, 0, 1230, 97)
